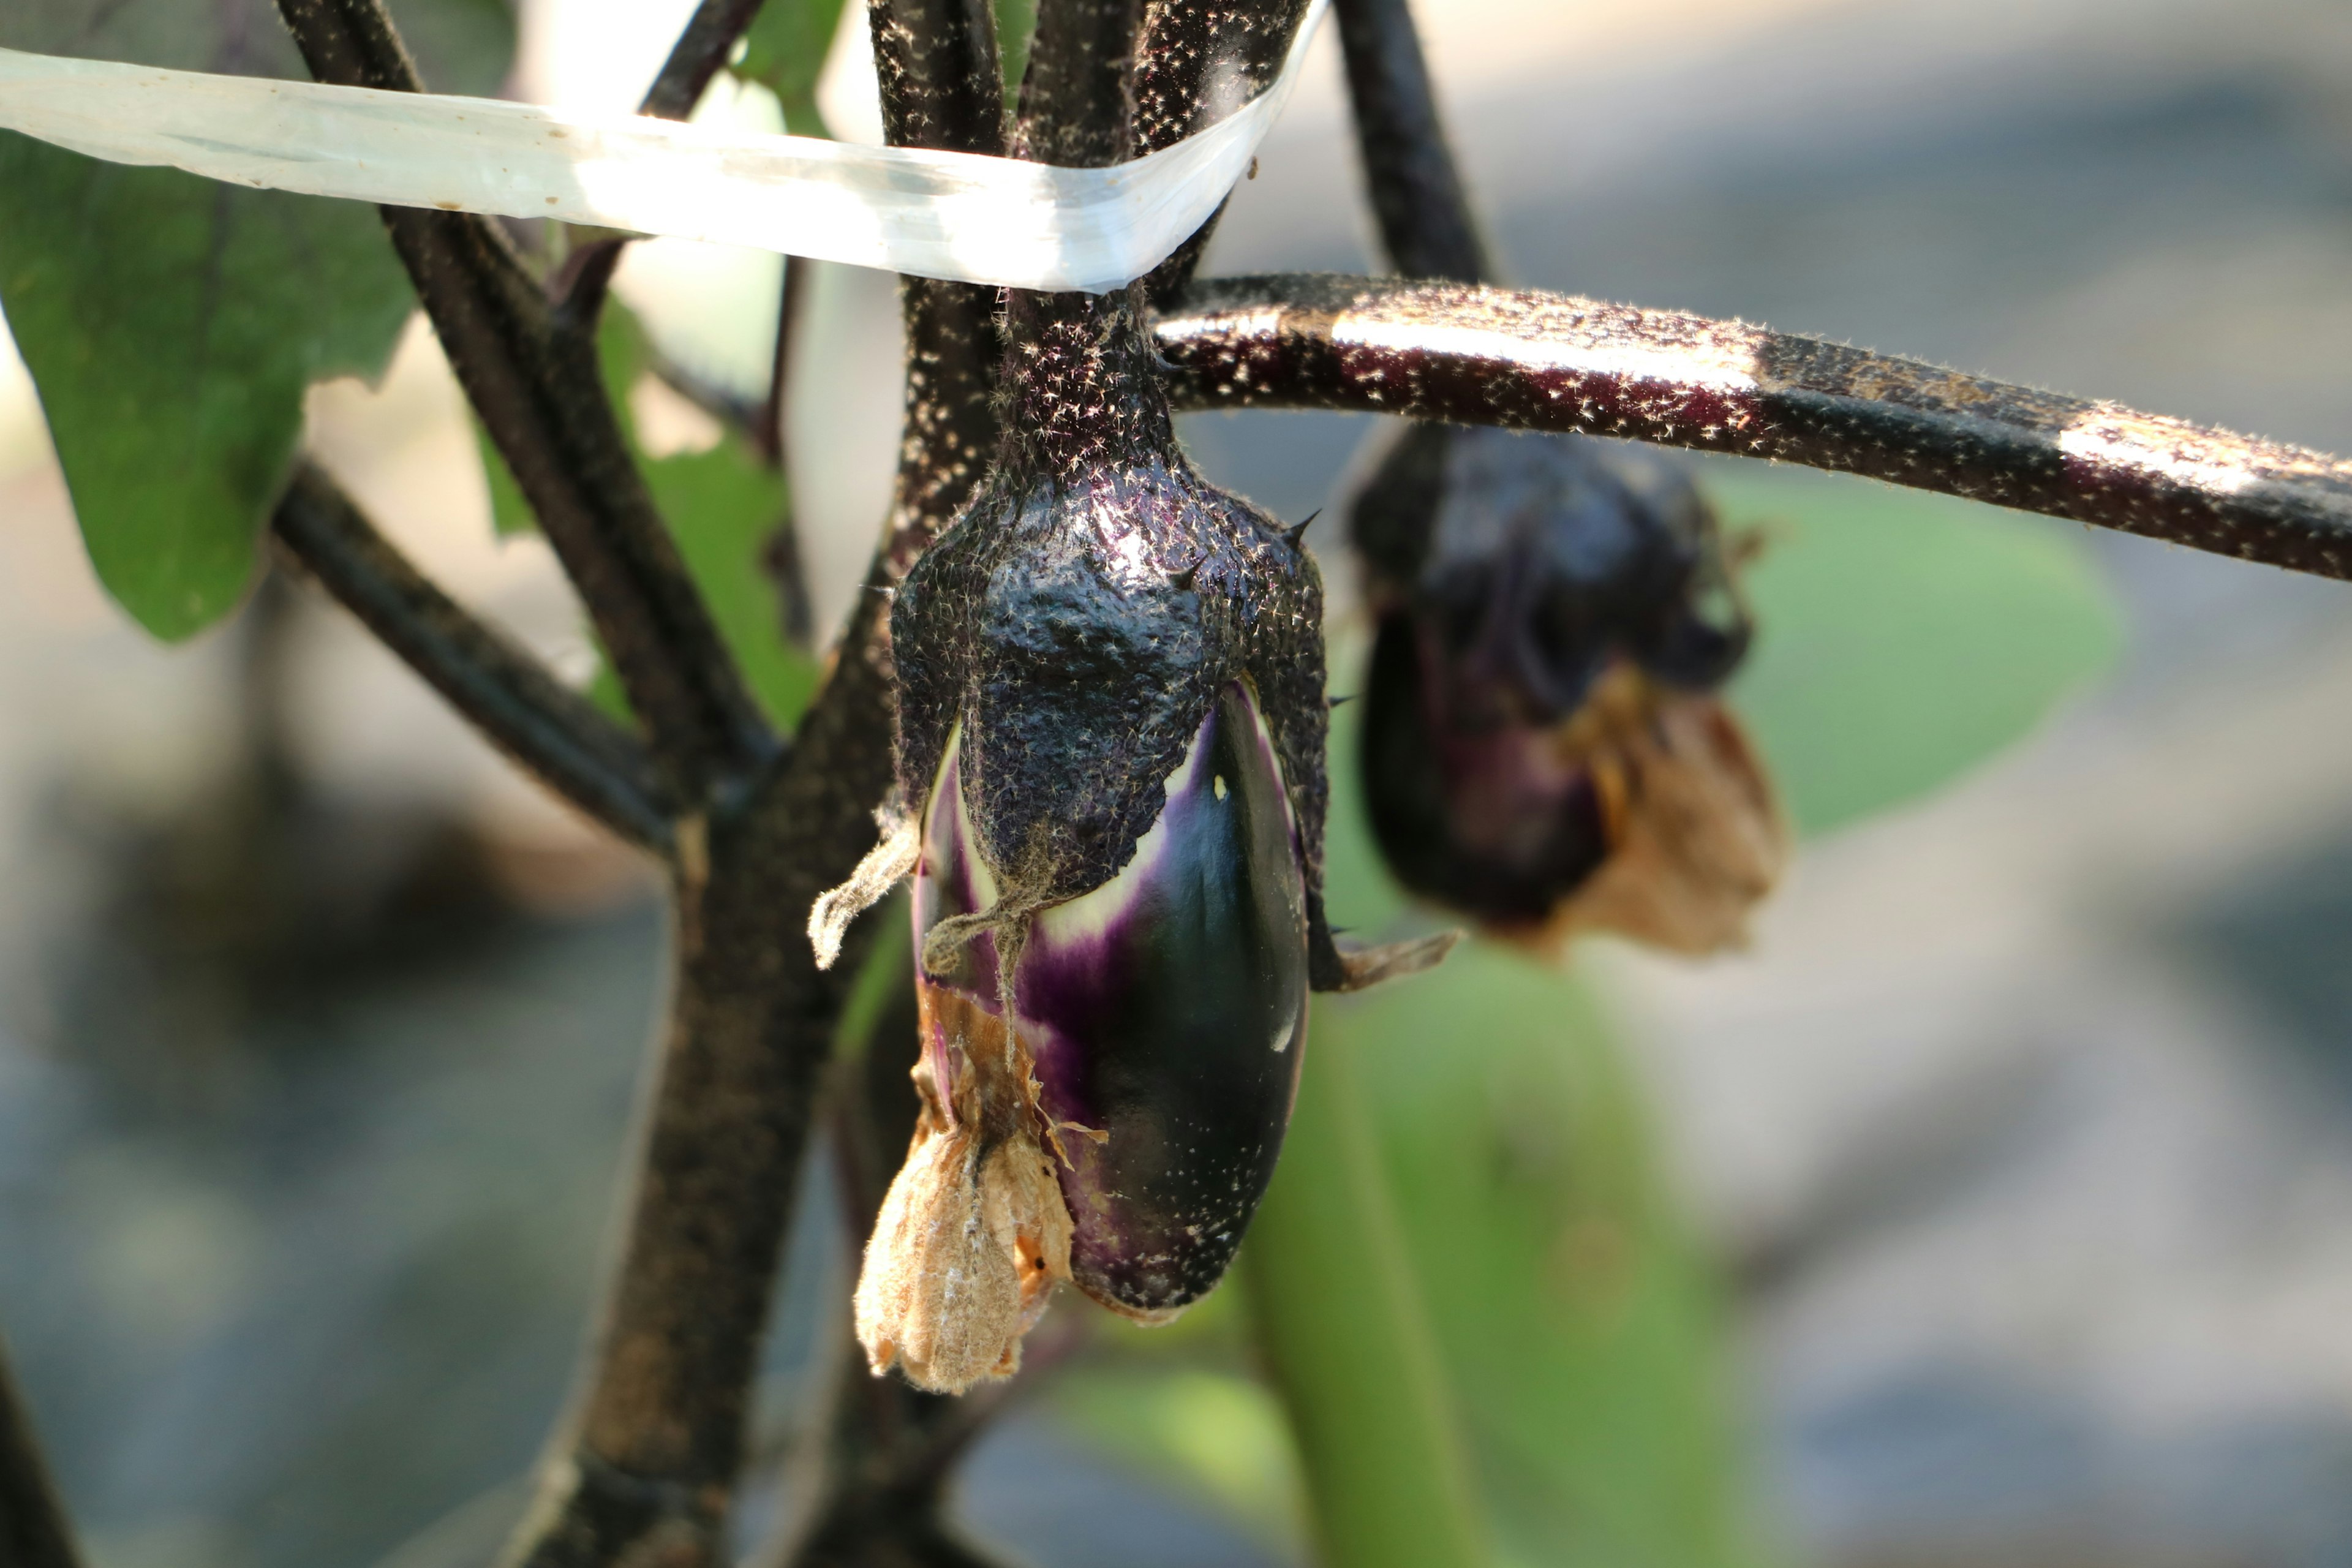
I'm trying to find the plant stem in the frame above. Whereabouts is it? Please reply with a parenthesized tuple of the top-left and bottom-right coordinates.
(274, 0, 777, 807)
(870, 0, 1004, 153)
(753, 6, 1015, 1563)
(559, 0, 788, 320)
(502, 590, 902, 1568)
(1133, 0, 1313, 305)
(1332, 0, 1490, 284)
(641, 0, 775, 121)
(270, 464, 675, 858)
(1158, 273, 2352, 580)
(0, 1334, 83, 1568)
(1244, 1014, 1487, 1568)
(492, 0, 1023, 1513)
(866, 0, 1006, 575)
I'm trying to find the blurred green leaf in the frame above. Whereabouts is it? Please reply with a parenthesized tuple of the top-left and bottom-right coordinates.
(477, 424, 536, 540)
(1246, 998, 1490, 1568)
(0, 149, 412, 639)
(994, 0, 1038, 104)
(641, 437, 818, 727)
(1717, 467, 2126, 837)
(0, 0, 513, 641)
(1328, 952, 1766, 1568)
(1285, 695, 1770, 1568)
(1056, 1368, 1311, 1556)
(497, 302, 816, 730)
(738, 0, 850, 132)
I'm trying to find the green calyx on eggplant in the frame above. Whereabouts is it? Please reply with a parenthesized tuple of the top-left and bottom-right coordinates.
(818, 288, 1447, 1394)
(1352, 424, 1789, 957)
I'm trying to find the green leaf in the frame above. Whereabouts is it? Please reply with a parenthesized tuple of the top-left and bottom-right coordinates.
(737, 0, 851, 132)
(0, 0, 514, 641)
(510, 302, 818, 731)
(1055, 1367, 1312, 1556)
(1328, 954, 1766, 1568)
(640, 438, 818, 728)
(1245, 1003, 1490, 1568)
(993, 0, 1037, 105)
(1270, 698, 1771, 1568)
(1716, 466, 2126, 837)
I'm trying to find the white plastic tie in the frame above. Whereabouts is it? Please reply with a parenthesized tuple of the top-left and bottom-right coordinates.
(0, 0, 1324, 295)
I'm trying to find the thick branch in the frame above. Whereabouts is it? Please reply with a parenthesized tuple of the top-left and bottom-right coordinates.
(1013, 0, 1143, 167)
(1332, 0, 1490, 282)
(869, 0, 1003, 154)
(270, 464, 674, 858)
(274, 0, 775, 804)
(505, 595, 902, 1568)
(1135, 0, 1314, 306)
(0, 1333, 84, 1568)
(1159, 274, 2352, 579)
(868, 0, 1007, 573)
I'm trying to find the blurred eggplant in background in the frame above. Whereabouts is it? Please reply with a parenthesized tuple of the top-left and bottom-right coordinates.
(1351, 424, 1787, 955)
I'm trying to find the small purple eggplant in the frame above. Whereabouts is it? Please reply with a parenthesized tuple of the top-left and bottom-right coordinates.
(1354, 425, 1787, 956)
(823, 287, 1438, 1393)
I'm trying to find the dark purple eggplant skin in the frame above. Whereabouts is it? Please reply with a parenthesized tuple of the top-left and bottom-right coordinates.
(1013, 685, 1309, 1314)
(1354, 424, 1749, 725)
(1362, 613, 1615, 925)
(1352, 425, 1751, 921)
(890, 286, 1344, 981)
(911, 687, 1310, 1316)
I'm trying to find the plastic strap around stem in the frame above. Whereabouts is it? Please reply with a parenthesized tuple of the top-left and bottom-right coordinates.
(0, 0, 1325, 296)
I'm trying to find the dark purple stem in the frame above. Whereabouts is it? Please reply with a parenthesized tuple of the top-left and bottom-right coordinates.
(641, 0, 773, 119)
(867, 0, 1008, 573)
(1158, 274, 2352, 579)
(270, 464, 674, 856)
(1332, 0, 1491, 283)
(560, 0, 791, 319)
(274, 0, 776, 806)
(1135, 0, 1315, 306)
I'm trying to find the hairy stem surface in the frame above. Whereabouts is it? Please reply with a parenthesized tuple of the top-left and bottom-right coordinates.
(507, 594, 900, 1568)
(1160, 274, 2352, 579)
(1332, 0, 1489, 283)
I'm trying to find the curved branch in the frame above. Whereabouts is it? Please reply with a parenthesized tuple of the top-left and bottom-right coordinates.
(0, 1333, 84, 1568)
(503, 595, 902, 1568)
(270, 464, 675, 858)
(1158, 274, 2352, 579)
(273, 0, 778, 804)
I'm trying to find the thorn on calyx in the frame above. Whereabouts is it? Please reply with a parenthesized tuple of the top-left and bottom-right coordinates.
(1286, 510, 1321, 547)
(1328, 693, 1354, 709)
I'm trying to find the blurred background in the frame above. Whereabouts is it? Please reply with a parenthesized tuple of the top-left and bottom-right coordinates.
(7, 0, 2352, 1564)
